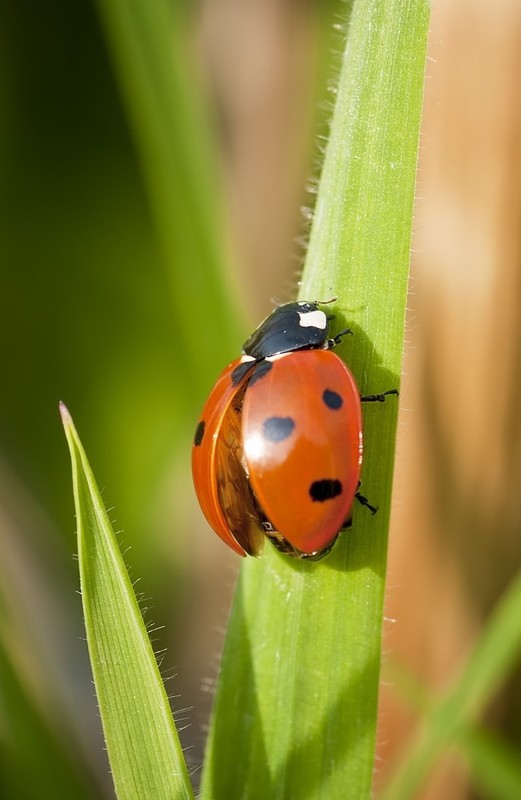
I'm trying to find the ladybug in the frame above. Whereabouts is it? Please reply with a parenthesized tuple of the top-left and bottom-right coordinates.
(192, 301, 395, 560)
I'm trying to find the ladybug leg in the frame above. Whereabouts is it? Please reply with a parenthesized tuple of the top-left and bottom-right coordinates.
(355, 492, 378, 515)
(360, 388, 399, 403)
(326, 328, 353, 349)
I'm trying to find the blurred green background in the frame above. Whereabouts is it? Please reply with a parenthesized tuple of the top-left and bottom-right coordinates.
(2, 1, 521, 798)
(0, 1, 328, 796)
(2, 1, 178, 522)
(1, 2, 186, 795)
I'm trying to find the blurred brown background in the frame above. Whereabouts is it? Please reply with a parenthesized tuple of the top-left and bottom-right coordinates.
(379, 1, 521, 796)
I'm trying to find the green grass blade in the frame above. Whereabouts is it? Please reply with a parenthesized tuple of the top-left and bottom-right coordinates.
(60, 403, 193, 800)
(202, 2, 429, 799)
(382, 565, 521, 800)
(94, 0, 243, 393)
(0, 640, 101, 799)
(462, 728, 521, 800)
(385, 658, 521, 799)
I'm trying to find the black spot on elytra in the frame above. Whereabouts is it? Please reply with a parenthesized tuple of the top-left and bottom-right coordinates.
(231, 361, 255, 386)
(249, 359, 273, 386)
(194, 420, 205, 446)
(263, 416, 295, 443)
(309, 479, 343, 502)
(323, 389, 343, 410)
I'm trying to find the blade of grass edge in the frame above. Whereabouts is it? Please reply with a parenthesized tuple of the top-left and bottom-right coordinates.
(202, 2, 430, 799)
(382, 565, 521, 800)
(60, 403, 193, 800)
(385, 655, 521, 799)
(0, 639, 101, 799)
(461, 727, 521, 800)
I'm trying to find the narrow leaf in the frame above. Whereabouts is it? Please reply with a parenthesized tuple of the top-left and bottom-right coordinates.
(385, 657, 521, 799)
(462, 728, 521, 800)
(382, 565, 521, 799)
(0, 640, 101, 799)
(60, 403, 193, 800)
(202, 2, 430, 798)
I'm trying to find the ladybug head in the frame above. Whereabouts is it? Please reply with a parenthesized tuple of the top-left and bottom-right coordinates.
(242, 301, 330, 360)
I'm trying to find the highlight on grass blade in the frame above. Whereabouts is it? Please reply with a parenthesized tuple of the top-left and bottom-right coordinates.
(60, 403, 194, 800)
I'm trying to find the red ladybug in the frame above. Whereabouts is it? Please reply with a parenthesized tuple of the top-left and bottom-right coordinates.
(192, 301, 394, 559)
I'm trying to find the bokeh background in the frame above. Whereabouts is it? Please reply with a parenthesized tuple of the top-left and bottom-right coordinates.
(1, 1, 521, 798)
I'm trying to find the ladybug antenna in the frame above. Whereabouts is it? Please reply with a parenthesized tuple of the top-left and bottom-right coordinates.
(316, 296, 337, 306)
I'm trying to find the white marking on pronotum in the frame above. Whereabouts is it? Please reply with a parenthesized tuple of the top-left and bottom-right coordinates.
(297, 309, 327, 329)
